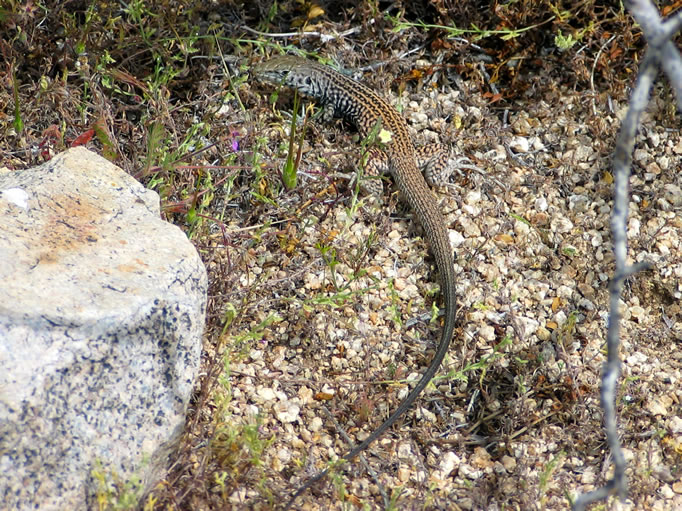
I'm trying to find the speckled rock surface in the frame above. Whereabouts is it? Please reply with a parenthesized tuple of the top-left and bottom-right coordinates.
(0, 147, 207, 510)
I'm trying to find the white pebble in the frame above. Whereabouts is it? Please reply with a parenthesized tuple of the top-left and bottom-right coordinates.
(510, 136, 529, 153)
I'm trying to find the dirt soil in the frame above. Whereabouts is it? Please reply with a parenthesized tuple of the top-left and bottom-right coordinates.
(1, 2, 681, 510)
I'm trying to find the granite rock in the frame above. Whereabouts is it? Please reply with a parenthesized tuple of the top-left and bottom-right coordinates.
(0, 147, 207, 510)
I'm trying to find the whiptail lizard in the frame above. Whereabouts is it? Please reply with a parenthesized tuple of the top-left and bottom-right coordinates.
(254, 55, 457, 506)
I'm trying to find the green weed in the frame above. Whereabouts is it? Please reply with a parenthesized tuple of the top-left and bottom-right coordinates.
(91, 458, 151, 511)
(538, 451, 565, 509)
(386, 14, 556, 42)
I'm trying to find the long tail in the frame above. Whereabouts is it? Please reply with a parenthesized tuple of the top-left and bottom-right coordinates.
(284, 167, 457, 508)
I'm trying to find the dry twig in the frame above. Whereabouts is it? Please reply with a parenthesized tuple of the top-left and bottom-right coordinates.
(572, 1, 679, 509)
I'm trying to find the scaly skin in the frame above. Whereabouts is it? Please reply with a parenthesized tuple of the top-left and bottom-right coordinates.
(254, 55, 457, 507)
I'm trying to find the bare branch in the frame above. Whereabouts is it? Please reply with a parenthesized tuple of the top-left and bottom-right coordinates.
(626, 0, 682, 109)
(657, 10, 682, 42)
(572, 1, 678, 508)
(660, 44, 682, 111)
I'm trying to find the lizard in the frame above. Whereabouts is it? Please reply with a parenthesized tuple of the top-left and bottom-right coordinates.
(254, 55, 457, 506)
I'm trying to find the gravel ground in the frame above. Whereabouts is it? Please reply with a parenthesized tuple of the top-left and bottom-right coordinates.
(219, 58, 682, 510)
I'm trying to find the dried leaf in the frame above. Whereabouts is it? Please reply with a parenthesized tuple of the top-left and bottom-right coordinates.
(308, 5, 325, 19)
(551, 297, 561, 312)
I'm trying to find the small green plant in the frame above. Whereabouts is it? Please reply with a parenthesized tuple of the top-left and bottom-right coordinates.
(301, 282, 380, 311)
(183, 169, 215, 238)
(509, 212, 531, 226)
(561, 245, 577, 257)
(388, 279, 404, 328)
(92, 119, 118, 161)
(248, 133, 278, 205)
(142, 121, 165, 176)
(317, 241, 340, 287)
(439, 335, 513, 386)
(326, 458, 349, 506)
(386, 485, 406, 510)
(209, 414, 276, 503)
(70, 2, 98, 63)
(210, 342, 277, 505)
(546, 2, 572, 23)
(259, 66, 312, 192)
(91, 458, 149, 511)
(341, 117, 386, 221)
(222, 312, 282, 357)
(282, 91, 305, 190)
(551, 6, 596, 52)
(11, 63, 23, 133)
(348, 230, 377, 279)
(121, 0, 157, 46)
(386, 13, 556, 42)
(556, 311, 579, 352)
(538, 451, 566, 509)
(209, 302, 282, 505)
(555, 29, 578, 50)
(213, 471, 230, 503)
(554, 23, 595, 51)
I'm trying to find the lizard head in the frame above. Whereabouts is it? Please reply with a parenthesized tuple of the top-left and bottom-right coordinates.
(252, 55, 321, 93)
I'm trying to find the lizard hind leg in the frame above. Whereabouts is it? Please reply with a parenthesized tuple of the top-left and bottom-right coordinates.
(416, 143, 451, 188)
(350, 147, 389, 198)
